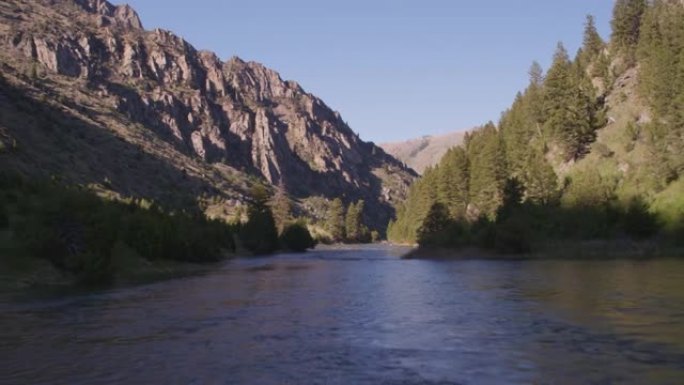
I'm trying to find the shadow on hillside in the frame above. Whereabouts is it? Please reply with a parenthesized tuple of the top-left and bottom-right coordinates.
(414, 195, 683, 255)
(0, 74, 222, 213)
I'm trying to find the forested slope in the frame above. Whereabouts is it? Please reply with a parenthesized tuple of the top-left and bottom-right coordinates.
(389, 0, 684, 251)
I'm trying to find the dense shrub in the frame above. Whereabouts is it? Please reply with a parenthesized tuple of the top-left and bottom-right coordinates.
(622, 197, 660, 239)
(280, 222, 317, 252)
(3, 174, 238, 283)
(239, 186, 279, 255)
(493, 217, 532, 254)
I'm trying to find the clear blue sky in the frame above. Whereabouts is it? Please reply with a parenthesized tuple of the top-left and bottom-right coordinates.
(122, 0, 613, 143)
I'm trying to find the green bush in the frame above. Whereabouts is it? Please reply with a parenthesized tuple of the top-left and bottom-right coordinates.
(3, 173, 238, 284)
(280, 222, 316, 252)
(240, 187, 279, 255)
(493, 217, 532, 254)
(622, 197, 659, 239)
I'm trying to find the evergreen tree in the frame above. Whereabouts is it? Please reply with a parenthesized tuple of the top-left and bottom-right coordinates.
(270, 179, 292, 233)
(611, 0, 647, 54)
(637, 1, 684, 182)
(592, 51, 612, 87)
(522, 149, 558, 205)
(326, 198, 346, 241)
(240, 185, 279, 254)
(583, 15, 604, 60)
(543, 43, 574, 143)
(525, 62, 546, 139)
(436, 147, 469, 218)
(529, 61, 544, 87)
(345, 200, 369, 242)
(543, 42, 602, 161)
(467, 123, 507, 219)
(417, 202, 453, 247)
(501, 93, 534, 176)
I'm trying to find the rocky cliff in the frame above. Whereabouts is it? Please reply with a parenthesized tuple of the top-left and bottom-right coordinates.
(0, 0, 416, 231)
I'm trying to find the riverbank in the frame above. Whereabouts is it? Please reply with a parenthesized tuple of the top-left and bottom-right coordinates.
(0, 239, 236, 293)
(402, 239, 684, 260)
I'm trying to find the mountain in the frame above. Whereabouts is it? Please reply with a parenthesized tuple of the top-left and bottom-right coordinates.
(380, 130, 467, 174)
(0, 0, 416, 231)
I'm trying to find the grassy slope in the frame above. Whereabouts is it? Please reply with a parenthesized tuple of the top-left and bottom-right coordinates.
(566, 65, 684, 228)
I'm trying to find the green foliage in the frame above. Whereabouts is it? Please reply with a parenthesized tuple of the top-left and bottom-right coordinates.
(279, 221, 316, 252)
(436, 147, 469, 218)
(467, 123, 507, 219)
(543, 43, 604, 161)
(270, 180, 292, 232)
(611, 0, 647, 56)
(637, 1, 684, 184)
(583, 15, 605, 61)
(417, 203, 452, 247)
(562, 169, 617, 208)
(622, 197, 659, 239)
(521, 150, 559, 205)
(345, 200, 370, 243)
(1, 174, 237, 284)
(493, 216, 532, 254)
(389, 0, 680, 253)
(240, 186, 279, 254)
(325, 198, 346, 242)
(592, 51, 612, 87)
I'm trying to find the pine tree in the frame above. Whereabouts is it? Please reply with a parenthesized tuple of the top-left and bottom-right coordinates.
(522, 149, 558, 205)
(416, 202, 452, 247)
(436, 147, 469, 219)
(240, 185, 279, 254)
(501, 92, 533, 176)
(543, 43, 575, 155)
(525, 62, 546, 138)
(467, 123, 507, 219)
(637, 1, 684, 181)
(326, 198, 346, 241)
(270, 179, 292, 233)
(345, 200, 366, 242)
(543, 43, 602, 161)
(583, 15, 604, 60)
(611, 0, 647, 54)
(529, 61, 544, 87)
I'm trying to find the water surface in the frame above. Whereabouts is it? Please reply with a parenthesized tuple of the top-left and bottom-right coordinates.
(2, 245, 683, 384)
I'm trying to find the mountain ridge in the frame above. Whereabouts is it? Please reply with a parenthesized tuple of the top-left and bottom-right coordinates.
(380, 130, 467, 174)
(0, 0, 416, 231)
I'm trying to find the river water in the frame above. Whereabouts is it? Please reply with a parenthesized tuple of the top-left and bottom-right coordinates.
(1, 245, 683, 384)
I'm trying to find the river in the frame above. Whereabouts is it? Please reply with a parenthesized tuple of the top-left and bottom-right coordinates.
(1, 245, 683, 384)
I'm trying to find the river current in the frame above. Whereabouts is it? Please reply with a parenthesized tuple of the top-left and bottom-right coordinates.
(2, 245, 683, 384)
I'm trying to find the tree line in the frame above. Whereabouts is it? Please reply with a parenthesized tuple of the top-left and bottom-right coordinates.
(323, 197, 378, 244)
(0, 174, 321, 285)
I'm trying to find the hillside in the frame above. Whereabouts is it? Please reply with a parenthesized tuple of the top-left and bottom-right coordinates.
(0, 0, 416, 232)
(389, 1, 684, 249)
(380, 130, 467, 174)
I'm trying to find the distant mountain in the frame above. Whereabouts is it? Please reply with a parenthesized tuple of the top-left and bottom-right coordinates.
(380, 130, 467, 174)
(0, 0, 416, 231)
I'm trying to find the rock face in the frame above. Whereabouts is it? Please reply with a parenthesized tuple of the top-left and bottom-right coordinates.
(380, 130, 467, 174)
(0, 0, 416, 230)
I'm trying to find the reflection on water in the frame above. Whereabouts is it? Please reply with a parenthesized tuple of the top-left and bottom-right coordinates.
(1, 245, 683, 384)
